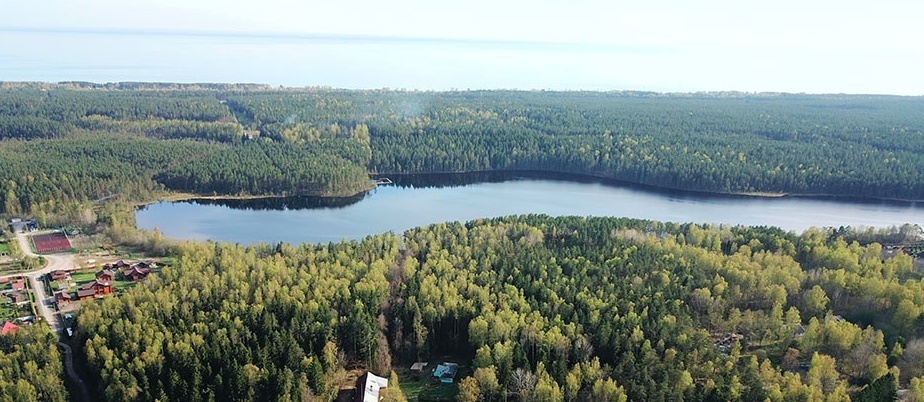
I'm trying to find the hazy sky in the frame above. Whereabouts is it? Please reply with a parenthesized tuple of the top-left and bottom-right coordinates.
(2, 0, 922, 94)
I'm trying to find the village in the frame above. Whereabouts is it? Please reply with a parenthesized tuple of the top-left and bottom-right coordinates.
(0, 218, 167, 400)
(2, 219, 161, 331)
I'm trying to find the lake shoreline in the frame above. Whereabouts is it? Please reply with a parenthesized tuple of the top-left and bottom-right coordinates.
(138, 169, 924, 207)
(137, 173, 924, 244)
(371, 170, 924, 205)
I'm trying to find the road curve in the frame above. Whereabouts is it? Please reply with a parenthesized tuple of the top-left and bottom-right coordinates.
(4, 231, 86, 400)
(4, 231, 76, 332)
(58, 342, 91, 402)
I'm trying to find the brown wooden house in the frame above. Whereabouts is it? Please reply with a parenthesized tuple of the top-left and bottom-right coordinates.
(49, 270, 70, 281)
(124, 265, 151, 281)
(77, 270, 114, 299)
(55, 291, 72, 307)
(95, 269, 115, 285)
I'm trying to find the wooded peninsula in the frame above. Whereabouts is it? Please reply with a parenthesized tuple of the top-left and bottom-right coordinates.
(2, 82, 924, 402)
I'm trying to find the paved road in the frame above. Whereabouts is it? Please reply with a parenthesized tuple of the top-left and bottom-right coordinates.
(58, 342, 90, 402)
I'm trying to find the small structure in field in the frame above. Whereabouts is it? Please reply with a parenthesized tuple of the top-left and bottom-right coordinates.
(411, 362, 427, 378)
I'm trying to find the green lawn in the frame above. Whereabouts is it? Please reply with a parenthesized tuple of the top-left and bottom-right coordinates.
(114, 279, 140, 292)
(69, 271, 98, 284)
(0, 303, 16, 320)
(1, 301, 31, 321)
(416, 381, 459, 402)
(0, 242, 9, 254)
(397, 373, 428, 401)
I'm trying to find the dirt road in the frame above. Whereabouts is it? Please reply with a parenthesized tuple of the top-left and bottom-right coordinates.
(4, 231, 75, 332)
(3, 232, 85, 399)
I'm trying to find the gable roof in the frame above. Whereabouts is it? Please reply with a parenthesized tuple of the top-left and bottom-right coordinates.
(125, 266, 151, 278)
(77, 288, 96, 298)
(357, 372, 389, 402)
(1, 321, 19, 335)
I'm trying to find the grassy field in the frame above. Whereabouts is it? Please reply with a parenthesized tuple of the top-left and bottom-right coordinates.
(398, 372, 461, 402)
(114, 279, 140, 292)
(0, 242, 9, 255)
(69, 271, 98, 284)
(0, 301, 31, 321)
(397, 372, 428, 401)
(0, 303, 16, 321)
(416, 382, 459, 402)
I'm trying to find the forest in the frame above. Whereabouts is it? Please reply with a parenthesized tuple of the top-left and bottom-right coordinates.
(72, 216, 924, 401)
(2, 83, 924, 220)
(3, 83, 924, 401)
(0, 324, 68, 402)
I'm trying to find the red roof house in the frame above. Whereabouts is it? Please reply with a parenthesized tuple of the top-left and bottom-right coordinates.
(1, 321, 19, 335)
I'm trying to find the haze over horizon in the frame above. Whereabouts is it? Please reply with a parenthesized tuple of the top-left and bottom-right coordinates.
(2, 0, 922, 95)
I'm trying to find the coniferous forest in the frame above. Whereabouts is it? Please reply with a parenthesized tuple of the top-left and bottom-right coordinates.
(3, 82, 924, 401)
(3, 82, 924, 219)
(75, 216, 924, 401)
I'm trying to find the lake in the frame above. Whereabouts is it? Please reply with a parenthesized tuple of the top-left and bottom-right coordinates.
(136, 172, 924, 244)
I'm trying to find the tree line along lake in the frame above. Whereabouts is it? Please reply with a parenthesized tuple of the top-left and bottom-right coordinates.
(136, 171, 924, 245)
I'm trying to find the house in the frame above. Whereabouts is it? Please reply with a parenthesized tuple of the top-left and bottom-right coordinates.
(55, 292, 72, 307)
(95, 269, 115, 285)
(49, 270, 72, 289)
(77, 288, 96, 301)
(77, 270, 114, 299)
(11, 279, 25, 291)
(124, 265, 151, 281)
(136, 260, 157, 270)
(353, 372, 389, 402)
(1, 321, 18, 335)
(49, 270, 70, 282)
(433, 362, 459, 384)
(110, 260, 132, 271)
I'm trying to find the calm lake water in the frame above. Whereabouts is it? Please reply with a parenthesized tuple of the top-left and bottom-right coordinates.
(136, 172, 924, 245)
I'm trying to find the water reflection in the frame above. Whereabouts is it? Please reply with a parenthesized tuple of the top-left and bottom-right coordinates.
(136, 172, 924, 244)
(183, 193, 368, 211)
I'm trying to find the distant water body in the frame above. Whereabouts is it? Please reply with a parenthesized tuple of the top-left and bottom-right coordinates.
(136, 172, 924, 245)
(0, 27, 660, 91)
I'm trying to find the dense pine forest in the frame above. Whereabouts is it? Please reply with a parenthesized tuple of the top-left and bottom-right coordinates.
(0, 325, 68, 401)
(2, 82, 924, 221)
(73, 216, 924, 401)
(4, 82, 924, 401)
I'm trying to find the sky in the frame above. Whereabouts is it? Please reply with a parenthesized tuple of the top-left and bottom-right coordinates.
(1, 0, 922, 94)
